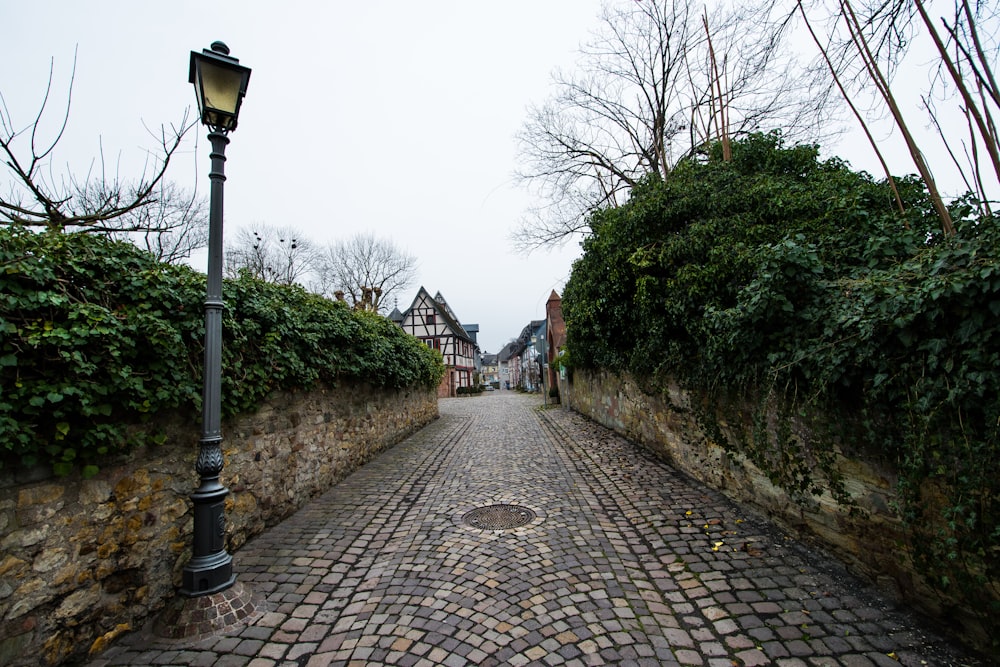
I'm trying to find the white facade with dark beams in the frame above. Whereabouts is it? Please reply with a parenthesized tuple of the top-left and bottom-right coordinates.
(391, 287, 479, 398)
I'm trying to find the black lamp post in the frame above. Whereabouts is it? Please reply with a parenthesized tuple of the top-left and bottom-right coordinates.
(181, 41, 251, 597)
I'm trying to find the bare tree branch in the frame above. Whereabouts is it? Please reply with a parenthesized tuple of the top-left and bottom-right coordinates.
(92, 181, 209, 263)
(839, 0, 954, 235)
(797, 0, 906, 216)
(798, 0, 1000, 223)
(514, 0, 838, 250)
(225, 223, 319, 286)
(313, 233, 417, 313)
(1, 53, 197, 235)
(916, 0, 1000, 189)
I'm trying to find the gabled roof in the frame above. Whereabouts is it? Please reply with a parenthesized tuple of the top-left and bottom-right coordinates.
(497, 341, 519, 362)
(517, 320, 545, 343)
(402, 287, 477, 345)
(433, 291, 457, 321)
(502, 320, 545, 357)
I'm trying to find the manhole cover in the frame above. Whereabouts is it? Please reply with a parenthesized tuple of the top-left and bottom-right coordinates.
(462, 504, 536, 530)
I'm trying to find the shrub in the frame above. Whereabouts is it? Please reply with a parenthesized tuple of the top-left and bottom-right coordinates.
(562, 133, 1000, 621)
(0, 226, 445, 475)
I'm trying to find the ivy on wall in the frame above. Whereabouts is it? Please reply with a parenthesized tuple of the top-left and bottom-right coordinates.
(562, 133, 1000, 627)
(0, 226, 445, 476)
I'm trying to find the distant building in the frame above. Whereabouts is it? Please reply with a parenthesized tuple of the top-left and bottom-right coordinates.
(500, 320, 545, 392)
(496, 299, 564, 394)
(545, 290, 566, 391)
(393, 287, 479, 398)
(480, 353, 499, 388)
(497, 341, 518, 390)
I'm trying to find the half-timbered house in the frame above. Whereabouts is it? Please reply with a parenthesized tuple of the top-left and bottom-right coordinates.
(394, 287, 479, 398)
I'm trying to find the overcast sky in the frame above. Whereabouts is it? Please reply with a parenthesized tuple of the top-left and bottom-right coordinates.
(2, 1, 975, 354)
(3, 1, 612, 354)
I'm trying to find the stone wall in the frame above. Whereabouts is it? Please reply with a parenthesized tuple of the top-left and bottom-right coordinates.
(560, 368, 988, 647)
(0, 383, 437, 666)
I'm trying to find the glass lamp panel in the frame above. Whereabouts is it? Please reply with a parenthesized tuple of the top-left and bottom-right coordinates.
(197, 62, 244, 120)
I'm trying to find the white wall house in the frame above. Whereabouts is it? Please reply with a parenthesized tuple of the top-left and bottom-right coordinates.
(391, 287, 479, 398)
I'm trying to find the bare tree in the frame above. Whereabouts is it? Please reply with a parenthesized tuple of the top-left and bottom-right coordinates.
(225, 223, 319, 286)
(314, 233, 417, 313)
(73, 180, 209, 263)
(514, 0, 835, 250)
(916, 0, 999, 219)
(796, 0, 1000, 234)
(0, 52, 194, 234)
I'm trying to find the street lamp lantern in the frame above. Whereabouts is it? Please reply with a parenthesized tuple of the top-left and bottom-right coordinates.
(181, 41, 251, 598)
(188, 41, 251, 133)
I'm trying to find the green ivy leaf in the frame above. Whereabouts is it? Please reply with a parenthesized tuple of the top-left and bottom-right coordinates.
(1, 223, 443, 477)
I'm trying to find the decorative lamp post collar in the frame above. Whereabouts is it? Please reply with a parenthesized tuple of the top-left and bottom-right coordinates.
(189, 41, 252, 134)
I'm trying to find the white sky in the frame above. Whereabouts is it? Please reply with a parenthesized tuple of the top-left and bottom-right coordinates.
(2, 1, 610, 354)
(1, 1, 977, 354)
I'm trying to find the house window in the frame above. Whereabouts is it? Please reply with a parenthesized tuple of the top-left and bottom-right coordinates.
(425, 313, 436, 325)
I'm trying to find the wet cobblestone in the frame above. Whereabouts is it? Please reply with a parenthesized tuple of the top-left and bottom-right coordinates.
(88, 393, 984, 666)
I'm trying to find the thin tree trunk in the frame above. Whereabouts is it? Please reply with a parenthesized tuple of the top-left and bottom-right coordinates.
(841, 0, 955, 236)
(915, 0, 1000, 188)
(925, 94, 985, 211)
(704, 11, 731, 161)
(960, 0, 1000, 112)
(797, 1, 905, 216)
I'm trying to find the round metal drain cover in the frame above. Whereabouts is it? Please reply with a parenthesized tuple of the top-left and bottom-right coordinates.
(462, 504, 536, 530)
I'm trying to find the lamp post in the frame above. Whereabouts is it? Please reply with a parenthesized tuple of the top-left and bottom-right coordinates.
(181, 41, 251, 597)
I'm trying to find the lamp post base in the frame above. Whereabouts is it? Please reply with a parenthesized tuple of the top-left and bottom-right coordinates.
(180, 551, 235, 597)
(180, 466, 235, 596)
(155, 581, 260, 640)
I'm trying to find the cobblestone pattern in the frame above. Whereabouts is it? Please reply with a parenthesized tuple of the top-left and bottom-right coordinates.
(0, 383, 436, 667)
(88, 394, 984, 666)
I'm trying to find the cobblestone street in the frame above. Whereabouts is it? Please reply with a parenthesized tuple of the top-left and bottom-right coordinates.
(89, 392, 983, 666)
